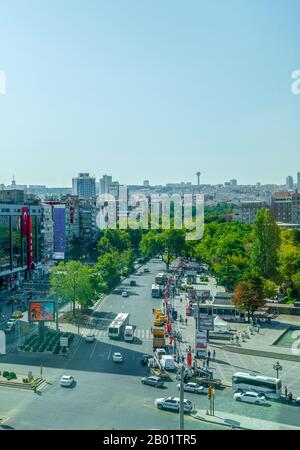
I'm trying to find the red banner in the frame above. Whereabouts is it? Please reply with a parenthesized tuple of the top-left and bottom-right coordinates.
(27, 215, 33, 270)
(187, 351, 192, 366)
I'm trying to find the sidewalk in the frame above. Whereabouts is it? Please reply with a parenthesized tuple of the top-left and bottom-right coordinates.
(192, 409, 300, 430)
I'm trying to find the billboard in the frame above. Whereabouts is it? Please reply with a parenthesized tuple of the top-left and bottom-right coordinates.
(53, 205, 66, 260)
(29, 301, 55, 322)
(199, 316, 214, 331)
(195, 330, 207, 358)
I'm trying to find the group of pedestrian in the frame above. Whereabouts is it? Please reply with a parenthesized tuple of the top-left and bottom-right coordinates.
(285, 386, 294, 404)
(202, 349, 216, 368)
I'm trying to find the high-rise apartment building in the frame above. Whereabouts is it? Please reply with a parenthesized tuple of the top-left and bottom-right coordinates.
(297, 172, 300, 190)
(72, 173, 96, 199)
(286, 176, 294, 190)
(100, 175, 113, 195)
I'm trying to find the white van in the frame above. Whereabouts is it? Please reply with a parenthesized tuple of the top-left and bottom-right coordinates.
(124, 325, 134, 342)
(160, 355, 175, 371)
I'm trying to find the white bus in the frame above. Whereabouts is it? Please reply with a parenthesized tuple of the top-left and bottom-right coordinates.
(108, 313, 130, 339)
(124, 325, 134, 342)
(232, 372, 282, 399)
(155, 273, 168, 286)
(151, 284, 162, 298)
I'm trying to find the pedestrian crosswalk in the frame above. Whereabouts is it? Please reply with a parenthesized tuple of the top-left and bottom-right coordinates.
(80, 327, 153, 341)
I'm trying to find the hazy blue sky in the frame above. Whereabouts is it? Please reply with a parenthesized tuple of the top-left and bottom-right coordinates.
(0, 0, 300, 187)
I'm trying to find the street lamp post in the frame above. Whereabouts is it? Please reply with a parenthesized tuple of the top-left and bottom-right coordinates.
(273, 361, 283, 379)
(179, 364, 185, 430)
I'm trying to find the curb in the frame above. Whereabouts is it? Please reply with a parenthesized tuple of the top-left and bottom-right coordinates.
(191, 413, 250, 430)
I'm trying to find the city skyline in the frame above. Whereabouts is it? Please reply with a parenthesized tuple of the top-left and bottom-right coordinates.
(1, 0, 300, 187)
(1, 171, 300, 189)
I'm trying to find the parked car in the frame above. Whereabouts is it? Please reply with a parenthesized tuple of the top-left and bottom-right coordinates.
(112, 352, 123, 362)
(144, 267, 150, 273)
(5, 319, 16, 332)
(177, 382, 207, 394)
(121, 291, 128, 297)
(234, 391, 266, 405)
(60, 375, 75, 387)
(84, 333, 96, 342)
(155, 397, 193, 413)
(141, 376, 164, 388)
(130, 280, 136, 287)
(7, 318, 17, 326)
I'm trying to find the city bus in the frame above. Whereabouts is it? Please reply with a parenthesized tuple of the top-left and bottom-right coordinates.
(108, 313, 130, 339)
(232, 372, 282, 399)
(155, 273, 168, 286)
(151, 284, 162, 298)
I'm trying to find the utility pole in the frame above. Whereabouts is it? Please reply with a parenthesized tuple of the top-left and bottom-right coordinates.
(55, 284, 59, 332)
(179, 364, 185, 430)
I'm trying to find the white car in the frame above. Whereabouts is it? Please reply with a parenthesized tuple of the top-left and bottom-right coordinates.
(234, 391, 266, 405)
(60, 375, 75, 387)
(84, 333, 96, 342)
(121, 291, 128, 297)
(112, 352, 123, 362)
(177, 382, 207, 395)
(155, 396, 193, 412)
(7, 318, 17, 326)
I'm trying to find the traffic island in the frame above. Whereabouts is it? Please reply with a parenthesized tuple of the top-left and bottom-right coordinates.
(192, 410, 300, 430)
(0, 371, 45, 391)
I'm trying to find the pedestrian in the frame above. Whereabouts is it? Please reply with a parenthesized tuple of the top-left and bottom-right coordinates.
(185, 318, 187, 325)
(207, 350, 211, 359)
(288, 392, 293, 405)
(202, 358, 206, 368)
(285, 386, 288, 399)
(206, 358, 210, 368)
(213, 349, 216, 360)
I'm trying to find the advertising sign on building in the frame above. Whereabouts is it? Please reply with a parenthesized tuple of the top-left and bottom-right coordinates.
(21, 207, 29, 237)
(29, 301, 55, 322)
(53, 205, 66, 260)
(195, 330, 207, 358)
(27, 215, 33, 270)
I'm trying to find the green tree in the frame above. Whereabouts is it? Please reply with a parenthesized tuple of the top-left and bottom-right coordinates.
(121, 248, 135, 275)
(92, 251, 122, 293)
(292, 271, 300, 296)
(278, 242, 300, 282)
(160, 229, 185, 269)
(139, 231, 164, 260)
(50, 261, 95, 316)
(262, 279, 278, 299)
(97, 229, 130, 255)
(250, 209, 280, 279)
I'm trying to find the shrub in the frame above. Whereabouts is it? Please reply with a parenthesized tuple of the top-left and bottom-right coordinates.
(3, 371, 9, 379)
(9, 372, 17, 380)
(23, 378, 29, 383)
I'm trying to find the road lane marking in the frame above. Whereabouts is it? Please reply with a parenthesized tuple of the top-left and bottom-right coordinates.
(90, 340, 98, 359)
(107, 345, 112, 360)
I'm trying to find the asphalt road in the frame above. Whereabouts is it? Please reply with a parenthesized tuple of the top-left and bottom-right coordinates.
(0, 259, 224, 430)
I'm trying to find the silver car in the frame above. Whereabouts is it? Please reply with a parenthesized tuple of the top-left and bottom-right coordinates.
(155, 396, 193, 412)
(177, 382, 207, 394)
(141, 376, 164, 388)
